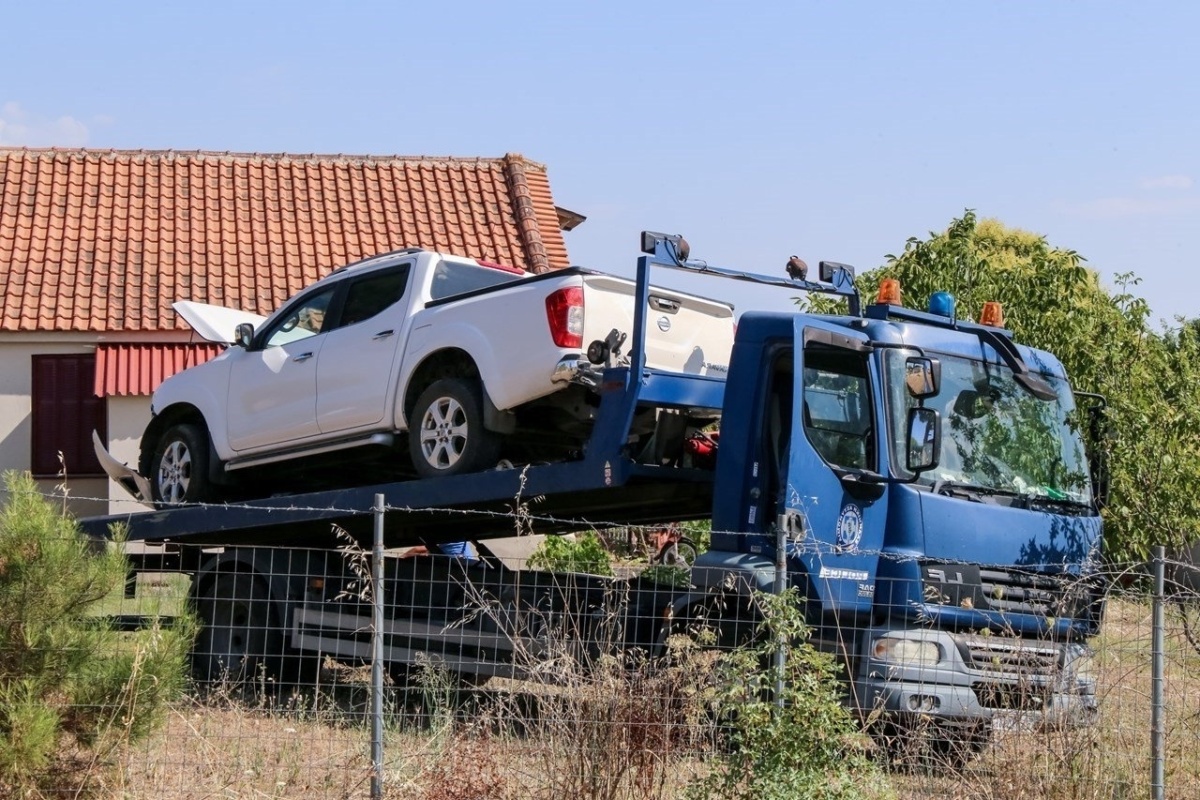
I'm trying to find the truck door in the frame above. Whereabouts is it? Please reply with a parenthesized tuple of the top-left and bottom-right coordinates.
(785, 318, 887, 617)
(316, 264, 412, 434)
(226, 287, 337, 452)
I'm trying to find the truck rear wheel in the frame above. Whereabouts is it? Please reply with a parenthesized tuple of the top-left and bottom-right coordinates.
(192, 572, 311, 691)
(409, 378, 501, 478)
(151, 423, 213, 507)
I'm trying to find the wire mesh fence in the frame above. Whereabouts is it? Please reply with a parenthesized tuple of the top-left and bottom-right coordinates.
(6, 491, 1200, 799)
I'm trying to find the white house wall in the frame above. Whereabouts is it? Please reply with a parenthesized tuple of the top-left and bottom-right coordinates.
(0, 332, 174, 518)
(106, 394, 152, 515)
(0, 335, 107, 517)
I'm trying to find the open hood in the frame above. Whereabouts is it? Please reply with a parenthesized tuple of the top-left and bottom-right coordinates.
(173, 301, 267, 344)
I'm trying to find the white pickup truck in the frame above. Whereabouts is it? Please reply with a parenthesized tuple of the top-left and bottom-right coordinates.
(99, 248, 734, 506)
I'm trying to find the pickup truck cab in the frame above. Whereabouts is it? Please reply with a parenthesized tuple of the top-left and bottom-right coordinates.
(118, 248, 734, 506)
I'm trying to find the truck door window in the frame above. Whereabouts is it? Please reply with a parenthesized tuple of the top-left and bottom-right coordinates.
(263, 287, 338, 348)
(338, 265, 411, 328)
(802, 347, 874, 471)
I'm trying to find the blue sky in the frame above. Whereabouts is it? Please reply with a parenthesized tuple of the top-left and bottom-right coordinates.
(2, 1, 1196, 326)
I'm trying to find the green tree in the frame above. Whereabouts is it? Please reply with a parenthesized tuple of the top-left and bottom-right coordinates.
(0, 471, 194, 797)
(867, 211, 1200, 561)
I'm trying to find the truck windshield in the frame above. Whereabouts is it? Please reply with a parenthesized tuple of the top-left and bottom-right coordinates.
(883, 349, 1092, 504)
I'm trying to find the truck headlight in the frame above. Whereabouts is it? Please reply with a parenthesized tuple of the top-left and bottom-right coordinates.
(872, 637, 942, 667)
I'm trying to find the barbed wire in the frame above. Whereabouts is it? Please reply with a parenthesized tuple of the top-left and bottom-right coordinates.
(8, 480, 1200, 577)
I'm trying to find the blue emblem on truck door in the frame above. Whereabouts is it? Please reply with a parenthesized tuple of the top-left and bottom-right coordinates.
(835, 503, 864, 552)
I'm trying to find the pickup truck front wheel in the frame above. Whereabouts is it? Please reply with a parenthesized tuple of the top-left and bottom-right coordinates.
(151, 423, 212, 507)
(409, 378, 501, 478)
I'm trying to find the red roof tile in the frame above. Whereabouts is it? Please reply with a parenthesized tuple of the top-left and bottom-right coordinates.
(94, 343, 224, 397)
(0, 149, 572, 333)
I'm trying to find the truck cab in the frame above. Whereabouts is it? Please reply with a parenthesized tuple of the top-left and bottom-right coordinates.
(697, 285, 1104, 733)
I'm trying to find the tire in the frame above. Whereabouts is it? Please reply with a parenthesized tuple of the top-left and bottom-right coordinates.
(192, 572, 282, 689)
(151, 423, 212, 506)
(408, 378, 501, 478)
(192, 572, 316, 693)
(873, 718, 990, 770)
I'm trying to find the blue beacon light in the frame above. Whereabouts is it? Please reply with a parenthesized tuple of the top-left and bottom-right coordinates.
(928, 291, 956, 318)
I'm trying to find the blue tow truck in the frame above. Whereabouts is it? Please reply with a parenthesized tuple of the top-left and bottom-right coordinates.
(80, 232, 1106, 746)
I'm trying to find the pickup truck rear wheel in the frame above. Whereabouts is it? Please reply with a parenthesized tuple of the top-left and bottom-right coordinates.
(151, 423, 212, 507)
(409, 378, 501, 478)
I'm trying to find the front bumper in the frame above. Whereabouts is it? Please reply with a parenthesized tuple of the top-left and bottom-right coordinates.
(853, 627, 1097, 729)
(92, 430, 152, 502)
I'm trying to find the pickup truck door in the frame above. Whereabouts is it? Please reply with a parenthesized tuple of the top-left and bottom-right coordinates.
(316, 264, 412, 434)
(226, 288, 336, 451)
(784, 318, 888, 617)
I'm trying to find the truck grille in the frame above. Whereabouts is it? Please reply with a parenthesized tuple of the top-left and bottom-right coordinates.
(959, 635, 1065, 711)
(978, 568, 1062, 615)
(961, 636, 1061, 677)
(921, 562, 1096, 621)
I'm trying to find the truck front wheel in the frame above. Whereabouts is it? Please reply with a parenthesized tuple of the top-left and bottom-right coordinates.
(409, 378, 501, 478)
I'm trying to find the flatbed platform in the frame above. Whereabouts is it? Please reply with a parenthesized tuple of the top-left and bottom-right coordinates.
(77, 457, 716, 549)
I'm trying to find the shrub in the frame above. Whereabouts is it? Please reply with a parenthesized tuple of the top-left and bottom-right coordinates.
(688, 588, 892, 800)
(0, 471, 194, 797)
(528, 532, 614, 576)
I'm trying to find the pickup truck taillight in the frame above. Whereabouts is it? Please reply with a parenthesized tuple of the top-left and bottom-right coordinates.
(546, 287, 584, 348)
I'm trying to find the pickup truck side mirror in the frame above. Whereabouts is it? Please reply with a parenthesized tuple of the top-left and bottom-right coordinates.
(234, 322, 255, 349)
(906, 407, 940, 474)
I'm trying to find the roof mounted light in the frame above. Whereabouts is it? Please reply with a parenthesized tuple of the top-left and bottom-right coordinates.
(639, 231, 690, 264)
(819, 260, 855, 283)
(876, 278, 902, 306)
(928, 291, 955, 318)
(979, 301, 1005, 328)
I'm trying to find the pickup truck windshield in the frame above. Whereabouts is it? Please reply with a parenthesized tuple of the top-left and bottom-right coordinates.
(883, 349, 1092, 504)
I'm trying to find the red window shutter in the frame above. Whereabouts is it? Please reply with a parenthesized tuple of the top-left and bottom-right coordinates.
(31, 354, 107, 477)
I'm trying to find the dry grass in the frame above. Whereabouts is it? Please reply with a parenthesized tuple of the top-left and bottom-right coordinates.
(105, 678, 713, 800)
(889, 595, 1200, 800)
(117, 700, 374, 799)
(72, 596, 1200, 799)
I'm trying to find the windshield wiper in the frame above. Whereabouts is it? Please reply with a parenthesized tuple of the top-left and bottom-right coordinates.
(1025, 494, 1094, 515)
(930, 479, 1025, 504)
(932, 479, 1094, 514)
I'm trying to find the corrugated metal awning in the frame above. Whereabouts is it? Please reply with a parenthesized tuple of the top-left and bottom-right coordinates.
(94, 343, 224, 397)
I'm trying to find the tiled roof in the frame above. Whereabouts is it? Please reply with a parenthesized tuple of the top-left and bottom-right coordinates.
(0, 148, 572, 333)
(94, 343, 224, 397)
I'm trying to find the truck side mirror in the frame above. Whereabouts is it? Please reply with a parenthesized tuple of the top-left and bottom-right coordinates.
(1085, 399, 1110, 509)
(234, 322, 255, 349)
(906, 407, 940, 473)
(904, 356, 940, 399)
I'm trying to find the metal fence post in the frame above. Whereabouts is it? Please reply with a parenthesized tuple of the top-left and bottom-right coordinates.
(774, 524, 787, 708)
(370, 494, 386, 800)
(1151, 545, 1165, 800)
